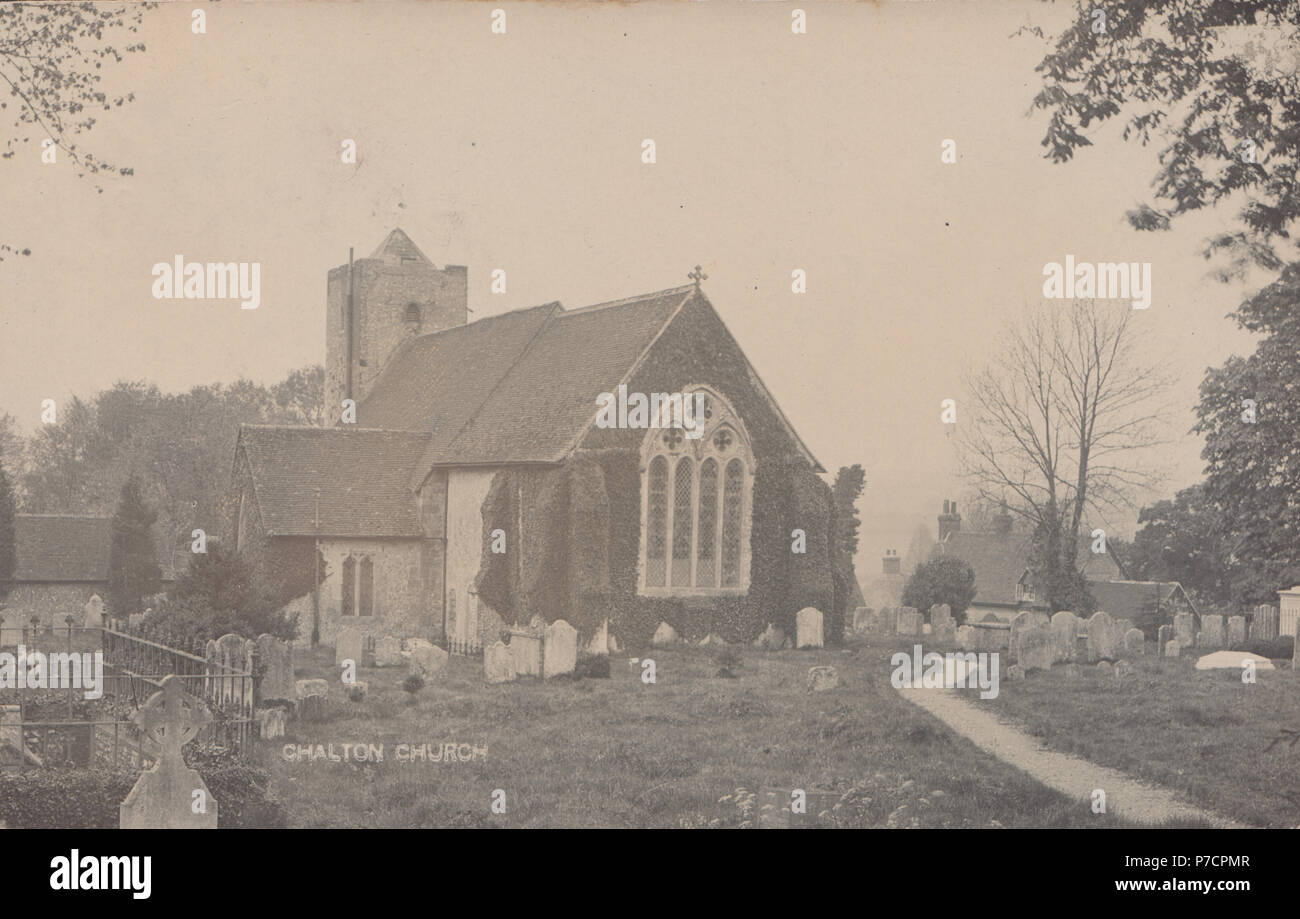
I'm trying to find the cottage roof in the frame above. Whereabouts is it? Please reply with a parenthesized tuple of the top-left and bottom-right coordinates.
(1085, 579, 1195, 621)
(236, 426, 431, 537)
(937, 530, 1125, 607)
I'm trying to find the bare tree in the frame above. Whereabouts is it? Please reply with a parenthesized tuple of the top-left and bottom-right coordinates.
(958, 299, 1170, 609)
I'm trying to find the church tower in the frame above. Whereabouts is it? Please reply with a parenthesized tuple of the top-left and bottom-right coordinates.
(325, 229, 468, 420)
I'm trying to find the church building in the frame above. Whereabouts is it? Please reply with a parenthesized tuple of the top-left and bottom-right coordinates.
(229, 229, 847, 651)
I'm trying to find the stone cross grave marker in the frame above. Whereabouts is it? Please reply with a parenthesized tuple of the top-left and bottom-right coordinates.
(120, 675, 218, 829)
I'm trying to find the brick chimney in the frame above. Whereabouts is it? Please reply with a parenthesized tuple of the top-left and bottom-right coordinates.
(938, 499, 961, 542)
(882, 549, 901, 576)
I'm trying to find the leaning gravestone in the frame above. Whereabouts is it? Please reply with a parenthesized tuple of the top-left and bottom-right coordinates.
(83, 595, 105, 629)
(1173, 612, 1195, 647)
(1050, 611, 1080, 663)
(543, 619, 578, 678)
(120, 676, 217, 829)
(484, 641, 516, 684)
(256, 634, 296, 703)
(1227, 616, 1246, 648)
(1086, 611, 1116, 662)
(1018, 623, 1055, 673)
(1250, 604, 1279, 642)
(1199, 615, 1224, 649)
(406, 639, 447, 678)
(335, 627, 362, 667)
(894, 607, 921, 637)
(797, 607, 825, 648)
(1124, 628, 1145, 656)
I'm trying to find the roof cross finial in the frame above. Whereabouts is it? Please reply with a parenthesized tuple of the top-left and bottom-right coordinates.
(688, 265, 708, 290)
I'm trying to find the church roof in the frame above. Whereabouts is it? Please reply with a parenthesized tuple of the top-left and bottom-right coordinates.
(236, 426, 431, 537)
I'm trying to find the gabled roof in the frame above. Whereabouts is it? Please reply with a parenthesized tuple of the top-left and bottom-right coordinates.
(939, 529, 1127, 608)
(237, 426, 431, 537)
(13, 515, 112, 582)
(1086, 579, 1196, 622)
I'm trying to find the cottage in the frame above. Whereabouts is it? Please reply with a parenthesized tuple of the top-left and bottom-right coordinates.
(230, 230, 845, 650)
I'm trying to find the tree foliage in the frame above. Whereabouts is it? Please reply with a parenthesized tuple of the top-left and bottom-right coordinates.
(1032, 0, 1300, 278)
(1124, 483, 1235, 607)
(0, 2, 153, 260)
(107, 474, 160, 616)
(901, 556, 977, 624)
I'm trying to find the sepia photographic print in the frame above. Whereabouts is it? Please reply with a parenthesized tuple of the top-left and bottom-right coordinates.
(0, 0, 1296, 896)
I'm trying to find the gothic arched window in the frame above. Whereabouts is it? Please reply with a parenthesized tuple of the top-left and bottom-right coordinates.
(359, 557, 374, 617)
(342, 556, 356, 617)
(638, 386, 753, 596)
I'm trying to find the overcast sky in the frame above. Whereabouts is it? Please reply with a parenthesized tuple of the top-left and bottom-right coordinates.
(0, 0, 1274, 572)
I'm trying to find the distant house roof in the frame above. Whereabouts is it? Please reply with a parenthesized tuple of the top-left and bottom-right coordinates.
(236, 426, 432, 537)
(12, 515, 113, 582)
(937, 530, 1125, 608)
(1085, 579, 1195, 622)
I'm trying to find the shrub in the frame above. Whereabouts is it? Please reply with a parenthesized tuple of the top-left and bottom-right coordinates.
(402, 674, 425, 694)
(1238, 636, 1294, 660)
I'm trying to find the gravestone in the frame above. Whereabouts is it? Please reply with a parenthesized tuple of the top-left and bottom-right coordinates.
(1157, 625, 1173, 656)
(930, 603, 953, 632)
(510, 630, 542, 677)
(256, 634, 296, 703)
(1112, 619, 1135, 649)
(1018, 623, 1055, 672)
(853, 607, 873, 633)
(1199, 615, 1224, 649)
(755, 623, 788, 651)
(1173, 612, 1195, 647)
(1124, 628, 1145, 656)
(83, 595, 105, 629)
(1010, 611, 1049, 662)
(806, 666, 839, 692)
(543, 620, 578, 678)
(1164, 639, 1181, 658)
(405, 639, 447, 678)
(1294, 632, 1299, 671)
(796, 607, 824, 648)
(374, 635, 404, 667)
(894, 607, 921, 637)
(1227, 616, 1246, 648)
(876, 607, 899, 634)
(1086, 611, 1116, 662)
(335, 627, 362, 667)
(295, 679, 329, 722)
(256, 707, 286, 740)
(1114, 659, 1134, 684)
(1007, 664, 1025, 682)
(120, 676, 217, 829)
(1096, 660, 1113, 675)
(1250, 604, 1279, 642)
(484, 641, 516, 684)
(955, 625, 976, 650)
(651, 622, 679, 646)
(1050, 611, 1080, 663)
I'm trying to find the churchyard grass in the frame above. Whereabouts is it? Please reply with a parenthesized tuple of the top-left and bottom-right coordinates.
(262, 637, 1157, 828)
(983, 654, 1300, 828)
